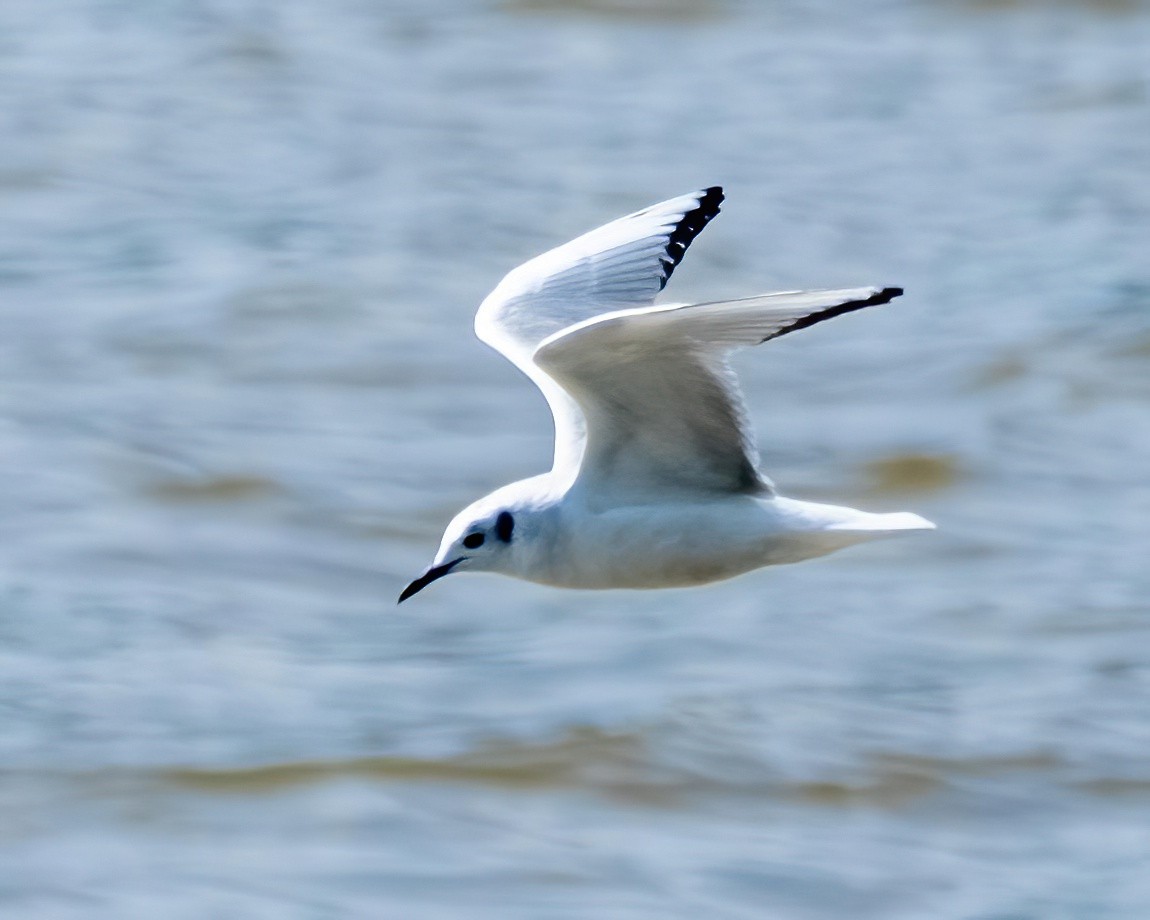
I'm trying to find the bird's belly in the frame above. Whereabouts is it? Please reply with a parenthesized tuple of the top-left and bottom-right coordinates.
(538, 498, 848, 590)
(559, 541, 776, 589)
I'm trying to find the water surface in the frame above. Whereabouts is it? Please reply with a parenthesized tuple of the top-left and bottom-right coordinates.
(2, 0, 1150, 917)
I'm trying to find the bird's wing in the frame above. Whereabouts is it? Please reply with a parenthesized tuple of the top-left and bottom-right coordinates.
(533, 287, 903, 505)
(474, 188, 724, 478)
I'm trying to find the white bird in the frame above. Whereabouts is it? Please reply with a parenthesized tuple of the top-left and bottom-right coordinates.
(399, 187, 933, 602)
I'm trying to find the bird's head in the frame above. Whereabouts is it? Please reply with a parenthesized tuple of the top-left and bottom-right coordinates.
(398, 499, 520, 603)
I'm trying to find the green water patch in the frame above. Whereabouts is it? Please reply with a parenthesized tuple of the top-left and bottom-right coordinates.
(861, 453, 961, 496)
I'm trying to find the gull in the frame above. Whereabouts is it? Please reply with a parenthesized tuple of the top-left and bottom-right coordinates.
(399, 187, 933, 602)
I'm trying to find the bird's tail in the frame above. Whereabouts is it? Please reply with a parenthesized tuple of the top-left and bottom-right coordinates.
(825, 511, 936, 534)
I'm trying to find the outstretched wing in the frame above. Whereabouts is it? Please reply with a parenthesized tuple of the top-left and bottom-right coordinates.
(534, 287, 903, 506)
(475, 188, 724, 479)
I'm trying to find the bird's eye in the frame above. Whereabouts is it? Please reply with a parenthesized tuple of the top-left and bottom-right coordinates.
(462, 532, 485, 549)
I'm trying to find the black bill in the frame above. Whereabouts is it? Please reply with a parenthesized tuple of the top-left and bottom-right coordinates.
(398, 557, 464, 604)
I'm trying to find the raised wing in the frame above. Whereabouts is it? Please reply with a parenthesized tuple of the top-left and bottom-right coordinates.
(534, 287, 903, 505)
(474, 188, 724, 479)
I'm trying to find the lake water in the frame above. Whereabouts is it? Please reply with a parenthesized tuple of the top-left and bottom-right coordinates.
(2, 0, 1150, 917)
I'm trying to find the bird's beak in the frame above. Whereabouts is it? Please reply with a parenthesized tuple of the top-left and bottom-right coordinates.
(397, 557, 464, 604)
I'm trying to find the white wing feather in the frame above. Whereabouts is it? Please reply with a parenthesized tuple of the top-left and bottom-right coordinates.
(534, 287, 903, 504)
(474, 188, 724, 480)
(470, 187, 904, 502)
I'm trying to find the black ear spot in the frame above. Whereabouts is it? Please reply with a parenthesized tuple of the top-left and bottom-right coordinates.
(495, 511, 514, 543)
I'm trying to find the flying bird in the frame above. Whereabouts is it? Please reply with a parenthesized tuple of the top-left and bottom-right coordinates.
(400, 187, 933, 602)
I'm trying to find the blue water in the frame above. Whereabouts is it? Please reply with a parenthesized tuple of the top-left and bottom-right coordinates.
(2, 0, 1150, 917)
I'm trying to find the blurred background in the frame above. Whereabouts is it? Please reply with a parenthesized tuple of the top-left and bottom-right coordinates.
(2, 0, 1149, 916)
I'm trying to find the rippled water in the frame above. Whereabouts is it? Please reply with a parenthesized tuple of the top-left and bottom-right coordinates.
(3, 0, 1150, 916)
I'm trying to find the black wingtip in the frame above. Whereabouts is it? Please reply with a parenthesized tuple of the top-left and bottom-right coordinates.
(659, 186, 724, 290)
(761, 286, 905, 344)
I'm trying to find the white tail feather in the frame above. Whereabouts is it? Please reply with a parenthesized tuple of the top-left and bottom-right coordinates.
(826, 511, 936, 533)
